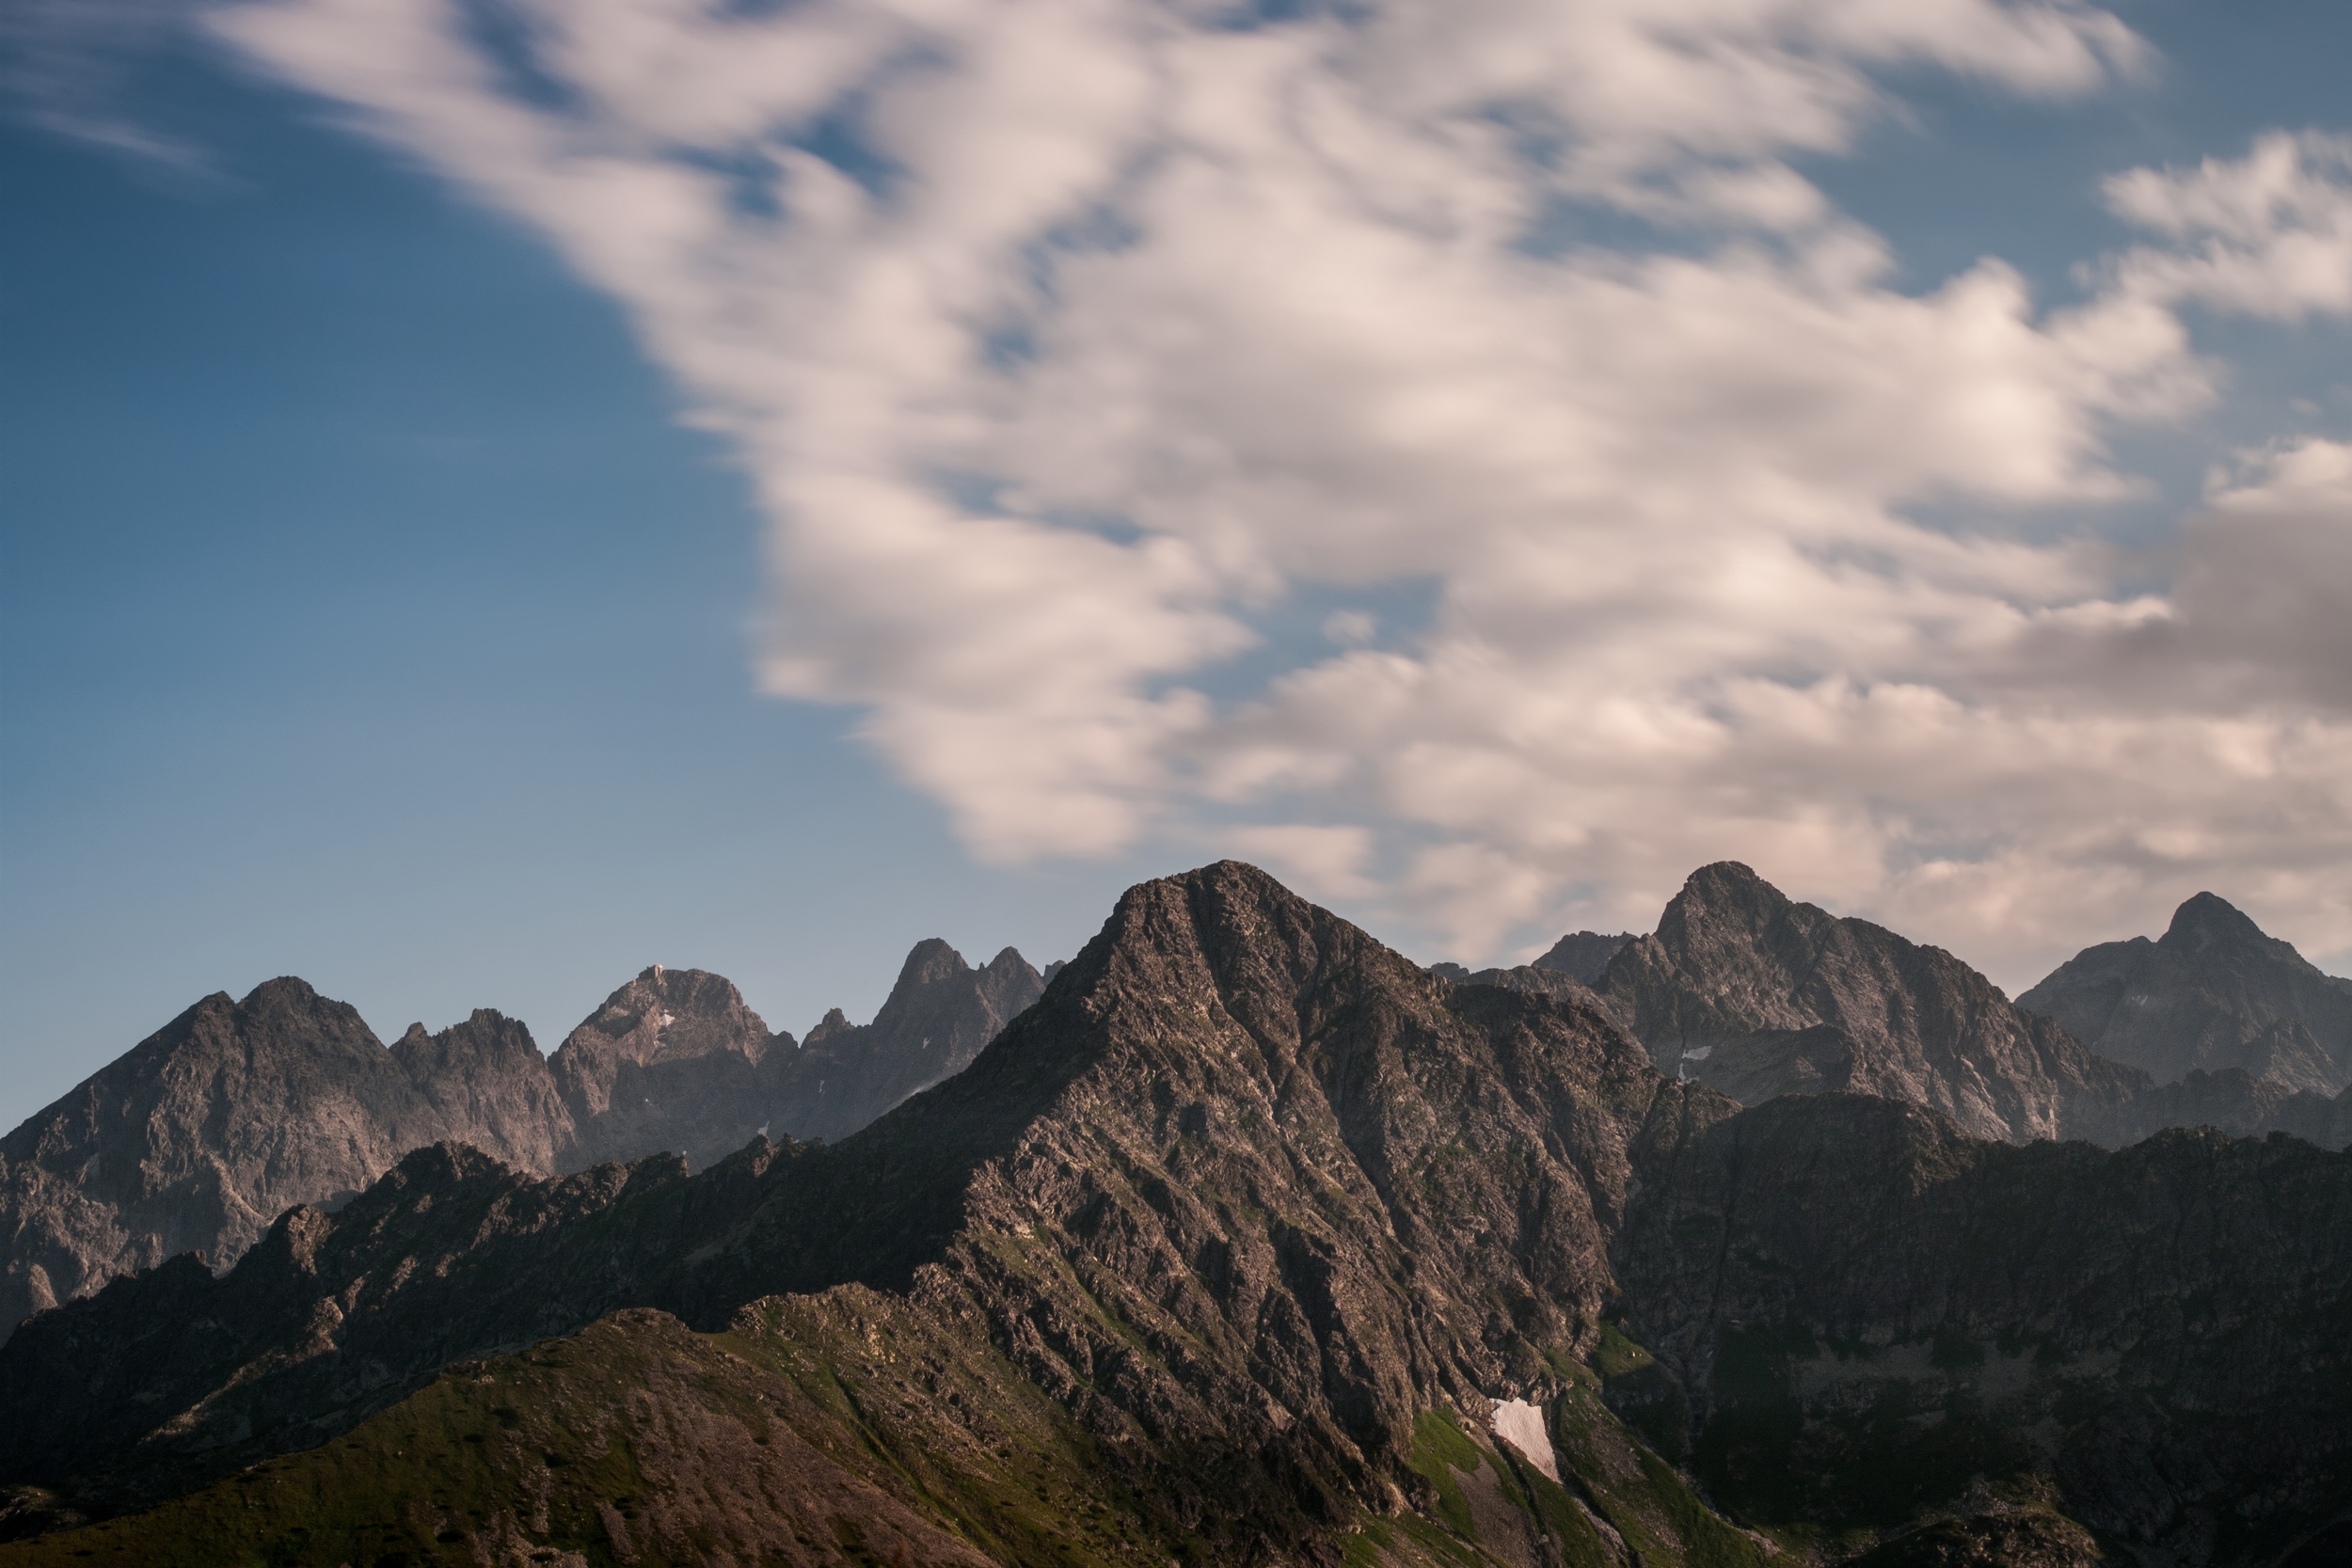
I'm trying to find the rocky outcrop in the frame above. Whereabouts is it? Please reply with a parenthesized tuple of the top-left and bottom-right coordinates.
(389, 1009, 576, 1173)
(1593, 863, 2145, 1144)
(1436, 961, 1597, 1004)
(547, 965, 785, 1172)
(760, 940, 1043, 1144)
(2018, 891, 2352, 1096)
(0, 982, 563, 1340)
(6, 863, 2347, 1563)
(1534, 931, 1637, 984)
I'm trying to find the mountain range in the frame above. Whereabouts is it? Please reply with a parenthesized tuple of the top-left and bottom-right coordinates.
(2, 863, 2347, 1565)
(0, 942, 1040, 1340)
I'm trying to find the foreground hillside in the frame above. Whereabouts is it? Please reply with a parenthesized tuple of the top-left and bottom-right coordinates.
(3, 863, 2348, 1564)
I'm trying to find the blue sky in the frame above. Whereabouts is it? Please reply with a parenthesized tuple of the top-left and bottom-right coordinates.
(5, 0, 2350, 1129)
(1, 43, 1158, 1122)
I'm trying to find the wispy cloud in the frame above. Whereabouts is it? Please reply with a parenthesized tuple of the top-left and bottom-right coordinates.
(199, 0, 2352, 980)
(2, 0, 220, 172)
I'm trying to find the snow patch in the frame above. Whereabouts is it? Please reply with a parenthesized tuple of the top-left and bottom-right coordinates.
(1489, 1398, 1560, 1484)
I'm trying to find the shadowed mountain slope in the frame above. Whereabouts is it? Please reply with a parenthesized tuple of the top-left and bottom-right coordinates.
(1593, 863, 2145, 1143)
(1613, 1094, 2352, 1560)
(0, 982, 566, 1341)
(5, 863, 2350, 1565)
(2019, 891, 2352, 1097)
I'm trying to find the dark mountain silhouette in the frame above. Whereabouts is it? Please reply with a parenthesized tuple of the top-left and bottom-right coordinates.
(2019, 891, 2352, 1096)
(4, 863, 2348, 1565)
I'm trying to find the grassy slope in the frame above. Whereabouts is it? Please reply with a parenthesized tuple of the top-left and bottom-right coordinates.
(1, 1303, 1763, 1568)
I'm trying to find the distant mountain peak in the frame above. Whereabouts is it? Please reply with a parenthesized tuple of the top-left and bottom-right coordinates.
(569, 966, 771, 1068)
(2024, 892, 2352, 1097)
(770, 938, 1043, 1143)
(2161, 891, 2271, 951)
(1599, 861, 2141, 1142)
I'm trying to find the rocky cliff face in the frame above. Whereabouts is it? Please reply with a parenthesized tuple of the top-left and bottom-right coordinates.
(2019, 891, 2352, 1096)
(761, 940, 1043, 1144)
(546, 964, 784, 1172)
(6, 863, 2346, 1566)
(1594, 863, 2144, 1143)
(0, 982, 563, 1341)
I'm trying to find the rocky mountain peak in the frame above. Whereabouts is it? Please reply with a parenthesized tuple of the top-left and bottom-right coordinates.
(1660, 860, 1788, 935)
(564, 965, 773, 1069)
(545, 966, 782, 1172)
(2022, 890, 2352, 1097)
(2161, 890, 2278, 953)
(1597, 863, 2141, 1142)
(765, 938, 1044, 1144)
(0, 979, 566, 1339)
(8, 861, 2352, 1565)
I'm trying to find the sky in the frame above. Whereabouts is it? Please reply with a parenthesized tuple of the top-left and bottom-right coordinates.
(4, 0, 2349, 1131)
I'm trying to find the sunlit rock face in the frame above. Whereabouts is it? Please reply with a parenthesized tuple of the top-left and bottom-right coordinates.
(0, 980, 568, 1340)
(2019, 891, 2352, 1097)
(547, 964, 782, 1173)
(1590, 862, 2145, 1144)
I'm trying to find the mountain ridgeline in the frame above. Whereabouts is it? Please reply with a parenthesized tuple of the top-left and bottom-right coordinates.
(2020, 891, 2352, 1095)
(0, 942, 1041, 1339)
(1588, 862, 2352, 1150)
(2, 863, 2349, 1565)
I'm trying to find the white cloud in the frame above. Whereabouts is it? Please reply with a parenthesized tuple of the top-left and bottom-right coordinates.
(1216, 824, 1378, 903)
(2107, 135, 2352, 324)
(210, 0, 2352, 984)
(2104, 132, 2352, 320)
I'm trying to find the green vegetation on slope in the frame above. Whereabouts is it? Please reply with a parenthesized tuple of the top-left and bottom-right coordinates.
(0, 1301, 1779, 1568)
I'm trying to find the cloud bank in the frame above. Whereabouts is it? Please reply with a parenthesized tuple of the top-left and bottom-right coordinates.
(209, 0, 2352, 981)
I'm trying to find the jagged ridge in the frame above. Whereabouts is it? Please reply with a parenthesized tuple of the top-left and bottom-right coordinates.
(5, 863, 2350, 1564)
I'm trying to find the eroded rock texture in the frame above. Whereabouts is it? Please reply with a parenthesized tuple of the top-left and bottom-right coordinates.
(0, 981, 565, 1341)
(1534, 932, 1637, 985)
(1592, 863, 2143, 1143)
(0, 864, 1726, 1556)
(5, 863, 2346, 1566)
(546, 964, 784, 1172)
(0, 941, 1046, 1341)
